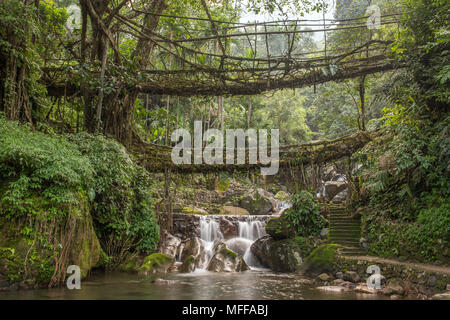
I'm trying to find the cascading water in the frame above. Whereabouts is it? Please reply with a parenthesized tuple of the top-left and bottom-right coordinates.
(185, 201, 292, 271)
(197, 216, 224, 270)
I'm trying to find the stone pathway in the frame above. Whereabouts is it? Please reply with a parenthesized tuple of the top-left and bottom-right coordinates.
(341, 255, 450, 275)
(328, 205, 364, 255)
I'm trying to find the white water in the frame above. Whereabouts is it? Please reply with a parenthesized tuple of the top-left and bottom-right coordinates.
(184, 201, 292, 271)
(197, 215, 269, 269)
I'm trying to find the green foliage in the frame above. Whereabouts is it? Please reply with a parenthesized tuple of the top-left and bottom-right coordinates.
(67, 133, 160, 255)
(0, 117, 159, 262)
(284, 190, 324, 236)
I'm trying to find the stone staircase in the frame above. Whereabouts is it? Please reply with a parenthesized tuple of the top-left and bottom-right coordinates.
(328, 205, 364, 256)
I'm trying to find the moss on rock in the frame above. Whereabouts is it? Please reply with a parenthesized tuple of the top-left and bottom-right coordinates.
(301, 244, 341, 276)
(137, 253, 173, 274)
(265, 215, 297, 240)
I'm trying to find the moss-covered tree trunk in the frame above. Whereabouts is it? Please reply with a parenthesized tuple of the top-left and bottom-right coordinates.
(0, 1, 38, 126)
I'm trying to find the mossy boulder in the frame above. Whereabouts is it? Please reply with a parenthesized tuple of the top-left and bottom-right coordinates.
(238, 188, 274, 215)
(219, 206, 249, 216)
(251, 235, 314, 272)
(207, 240, 249, 272)
(274, 191, 290, 201)
(137, 253, 173, 274)
(0, 193, 101, 289)
(300, 244, 341, 276)
(181, 206, 208, 215)
(265, 215, 297, 240)
(180, 255, 196, 273)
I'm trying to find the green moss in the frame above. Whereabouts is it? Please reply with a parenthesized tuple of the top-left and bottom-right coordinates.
(138, 253, 173, 272)
(225, 249, 237, 258)
(301, 244, 342, 275)
(185, 255, 195, 265)
(181, 206, 208, 215)
(217, 178, 230, 193)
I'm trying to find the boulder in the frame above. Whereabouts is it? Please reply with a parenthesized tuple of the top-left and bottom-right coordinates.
(324, 181, 347, 201)
(342, 271, 361, 283)
(219, 206, 250, 216)
(265, 215, 296, 240)
(316, 286, 349, 293)
(159, 231, 181, 259)
(180, 237, 207, 271)
(239, 188, 275, 215)
(219, 218, 238, 239)
(274, 191, 290, 201)
(181, 206, 208, 215)
(300, 244, 341, 276)
(137, 253, 173, 274)
(382, 279, 405, 296)
(207, 240, 249, 272)
(250, 236, 304, 272)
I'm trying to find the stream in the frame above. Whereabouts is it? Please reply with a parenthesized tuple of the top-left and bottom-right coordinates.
(0, 203, 389, 300)
(0, 270, 387, 300)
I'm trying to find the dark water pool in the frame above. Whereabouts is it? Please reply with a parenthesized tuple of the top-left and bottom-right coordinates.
(0, 269, 387, 300)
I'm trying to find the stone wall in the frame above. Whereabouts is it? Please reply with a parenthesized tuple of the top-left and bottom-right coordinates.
(333, 255, 449, 298)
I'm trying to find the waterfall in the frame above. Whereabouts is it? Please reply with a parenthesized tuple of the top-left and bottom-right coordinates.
(197, 216, 224, 270)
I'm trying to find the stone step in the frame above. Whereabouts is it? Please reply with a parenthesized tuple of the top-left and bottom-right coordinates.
(330, 220, 361, 226)
(329, 231, 361, 237)
(330, 220, 360, 224)
(331, 240, 360, 246)
(329, 235, 360, 240)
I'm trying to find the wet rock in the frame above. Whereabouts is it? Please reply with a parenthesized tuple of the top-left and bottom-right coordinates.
(180, 237, 207, 271)
(239, 188, 275, 215)
(431, 292, 450, 300)
(207, 240, 249, 272)
(335, 271, 344, 280)
(219, 218, 238, 238)
(343, 271, 361, 283)
(137, 253, 173, 274)
(316, 286, 349, 293)
(390, 294, 402, 300)
(219, 206, 250, 216)
(354, 283, 378, 294)
(159, 231, 181, 259)
(251, 236, 303, 272)
(382, 279, 405, 296)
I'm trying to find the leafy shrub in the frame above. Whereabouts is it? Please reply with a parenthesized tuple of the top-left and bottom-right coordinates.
(284, 190, 325, 236)
(0, 117, 159, 265)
